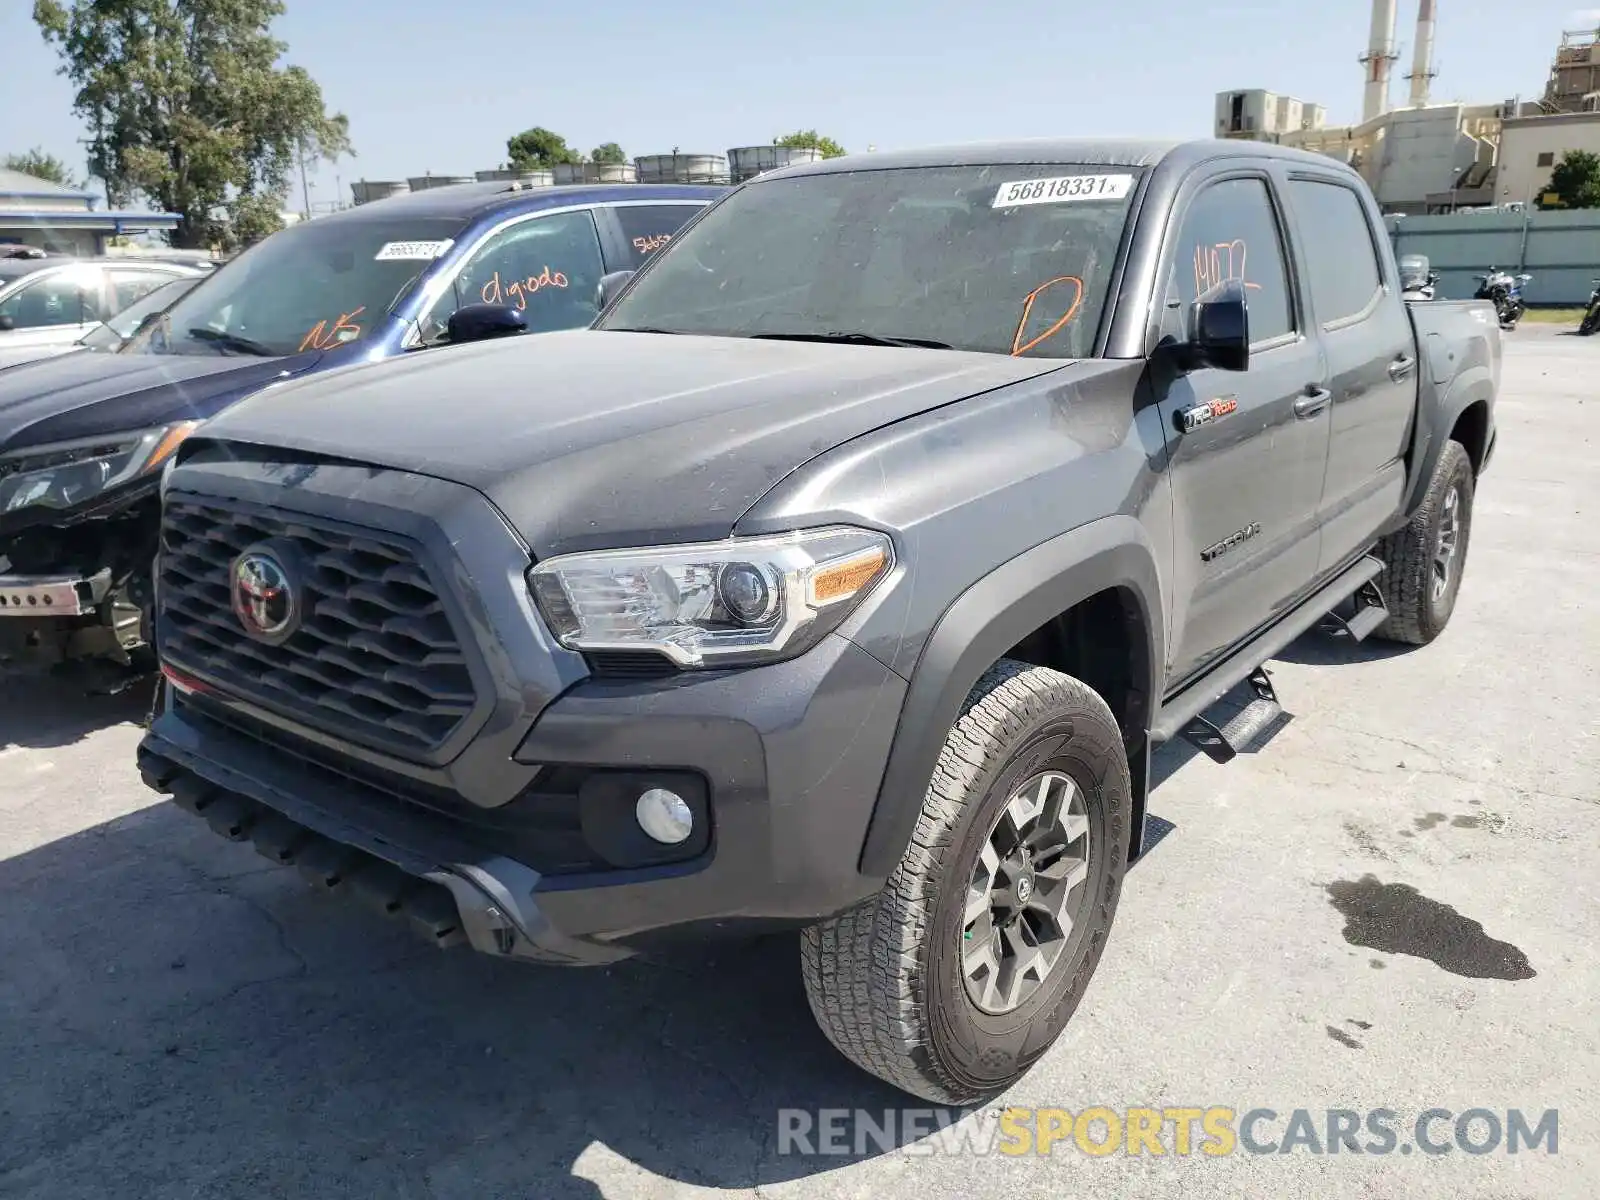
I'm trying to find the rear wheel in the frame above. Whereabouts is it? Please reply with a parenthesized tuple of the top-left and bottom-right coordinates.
(1580, 305, 1600, 336)
(1374, 439, 1475, 646)
(800, 659, 1129, 1103)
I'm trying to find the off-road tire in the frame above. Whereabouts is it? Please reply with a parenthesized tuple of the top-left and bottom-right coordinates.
(1374, 439, 1474, 646)
(800, 659, 1130, 1103)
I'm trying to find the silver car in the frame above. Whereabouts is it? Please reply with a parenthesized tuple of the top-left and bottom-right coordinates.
(0, 255, 208, 369)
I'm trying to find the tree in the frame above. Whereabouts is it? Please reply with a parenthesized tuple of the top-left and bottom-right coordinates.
(774, 129, 847, 159)
(1538, 149, 1600, 210)
(590, 142, 627, 165)
(507, 127, 582, 170)
(3, 147, 82, 188)
(33, 0, 352, 249)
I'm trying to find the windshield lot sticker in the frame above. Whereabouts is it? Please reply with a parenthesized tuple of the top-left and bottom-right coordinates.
(632, 233, 673, 256)
(992, 174, 1134, 208)
(481, 267, 568, 310)
(374, 240, 454, 261)
(298, 307, 366, 352)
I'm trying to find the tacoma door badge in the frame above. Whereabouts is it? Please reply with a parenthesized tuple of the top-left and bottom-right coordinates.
(1178, 395, 1239, 433)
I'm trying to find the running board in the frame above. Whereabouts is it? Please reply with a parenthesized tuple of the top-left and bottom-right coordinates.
(1319, 578, 1389, 643)
(1150, 553, 1385, 750)
(1178, 666, 1282, 764)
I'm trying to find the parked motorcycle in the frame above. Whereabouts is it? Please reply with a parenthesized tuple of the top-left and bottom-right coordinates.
(1399, 254, 1439, 300)
(1473, 268, 1530, 330)
(1579, 278, 1600, 337)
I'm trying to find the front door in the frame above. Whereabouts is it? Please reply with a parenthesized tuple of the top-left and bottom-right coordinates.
(1153, 172, 1331, 688)
(0, 266, 103, 364)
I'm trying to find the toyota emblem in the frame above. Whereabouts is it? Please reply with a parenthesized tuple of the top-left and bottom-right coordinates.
(231, 549, 298, 643)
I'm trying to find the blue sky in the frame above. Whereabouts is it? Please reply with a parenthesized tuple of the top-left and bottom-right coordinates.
(3, 0, 1596, 213)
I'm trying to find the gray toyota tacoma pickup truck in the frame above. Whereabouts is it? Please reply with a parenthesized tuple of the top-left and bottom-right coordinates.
(137, 137, 1499, 1103)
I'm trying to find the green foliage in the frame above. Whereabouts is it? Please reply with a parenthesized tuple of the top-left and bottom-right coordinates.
(1538, 150, 1600, 210)
(590, 141, 627, 165)
(3, 146, 83, 188)
(33, 0, 352, 249)
(507, 127, 582, 170)
(774, 129, 847, 159)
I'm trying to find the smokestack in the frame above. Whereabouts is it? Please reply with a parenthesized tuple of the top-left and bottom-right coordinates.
(1406, 0, 1438, 107)
(1360, 0, 1400, 123)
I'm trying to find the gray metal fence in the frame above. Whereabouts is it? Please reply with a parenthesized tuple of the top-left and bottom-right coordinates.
(1385, 209, 1600, 306)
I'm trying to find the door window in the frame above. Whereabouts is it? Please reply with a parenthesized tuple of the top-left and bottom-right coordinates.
(423, 210, 604, 341)
(612, 204, 703, 269)
(109, 269, 184, 313)
(0, 271, 102, 328)
(1161, 177, 1294, 345)
(1285, 180, 1383, 325)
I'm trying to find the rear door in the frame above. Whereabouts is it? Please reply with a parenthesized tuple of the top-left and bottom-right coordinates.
(1152, 169, 1331, 687)
(1280, 174, 1417, 573)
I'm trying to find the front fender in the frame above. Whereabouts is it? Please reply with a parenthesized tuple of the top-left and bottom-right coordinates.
(855, 514, 1164, 879)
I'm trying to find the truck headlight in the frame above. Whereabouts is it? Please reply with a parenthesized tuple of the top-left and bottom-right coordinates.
(528, 526, 894, 668)
(0, 422, 199, 515)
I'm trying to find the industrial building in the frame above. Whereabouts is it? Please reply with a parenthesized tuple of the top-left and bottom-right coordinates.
(1216, 12, 1600, 214)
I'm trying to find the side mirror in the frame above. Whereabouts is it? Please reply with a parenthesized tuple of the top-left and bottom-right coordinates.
(597, 270, 635, 312)
(0, 315, 14, 332)
(1183, 278, 1250, 372)
(446, 303, 528, 345)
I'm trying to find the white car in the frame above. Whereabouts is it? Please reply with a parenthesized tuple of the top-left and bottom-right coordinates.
(0, 255, 208, 369)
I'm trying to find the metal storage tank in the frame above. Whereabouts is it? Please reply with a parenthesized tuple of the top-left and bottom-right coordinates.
(552, 161, 639, 184)
(727, 145, 824, 182)
(634, 154, 731, 184)
(407, 173, 474, 191)
(350, 179, 410, 206)
(475, 168, 555, 186)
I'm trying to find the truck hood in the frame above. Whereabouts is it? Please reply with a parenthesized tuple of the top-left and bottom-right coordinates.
(0, 349, 321, 453)
(200, 329, 1078, 556)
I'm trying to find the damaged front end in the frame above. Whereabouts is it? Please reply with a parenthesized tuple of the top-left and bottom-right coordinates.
(0, 422, 195, 689)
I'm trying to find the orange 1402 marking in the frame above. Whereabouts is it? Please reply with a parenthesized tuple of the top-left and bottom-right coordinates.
(481, 267, 568, 310)
(297, 306, 366, 353)
(1193, 240, 1263, 295)
(632, 233, 672, 255)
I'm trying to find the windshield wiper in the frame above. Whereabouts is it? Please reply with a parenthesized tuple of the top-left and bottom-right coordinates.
(604, 326, 687, 335)
(186, 327, 277, 357)
(749, 331, 954, 350)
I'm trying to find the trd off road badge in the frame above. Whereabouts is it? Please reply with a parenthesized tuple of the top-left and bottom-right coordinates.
(1178, 395, 1239, 433)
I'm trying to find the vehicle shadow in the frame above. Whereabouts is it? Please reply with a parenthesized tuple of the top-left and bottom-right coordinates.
(0, 803, 947, 1198)
(0, 666, 156, 751)
(1271, 626, 1415, 667)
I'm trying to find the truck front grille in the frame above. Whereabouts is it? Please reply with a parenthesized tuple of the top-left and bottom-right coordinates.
(158, 496, 478, 760)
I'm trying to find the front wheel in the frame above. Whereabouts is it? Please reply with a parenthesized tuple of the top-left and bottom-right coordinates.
(800, 659, 1130, 1103)
(1374, 439, 1475, 646)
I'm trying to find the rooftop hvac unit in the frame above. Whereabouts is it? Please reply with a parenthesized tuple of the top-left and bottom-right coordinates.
(633, 154, 732, 184)
(726, 145, 824, 182)
(551, 162, 639, 184)
(475, 168, 555, 186)
(407, 174, 474, 191)
(350, 180, 410, 206)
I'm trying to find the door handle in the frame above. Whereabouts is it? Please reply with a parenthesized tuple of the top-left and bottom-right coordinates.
(1388, 355, 1416, 381)
(1293, 388, 1332, 418)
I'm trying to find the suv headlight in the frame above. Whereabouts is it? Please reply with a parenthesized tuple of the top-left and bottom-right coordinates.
(528, 526, 894, 669)
(0, 422, 199, 515)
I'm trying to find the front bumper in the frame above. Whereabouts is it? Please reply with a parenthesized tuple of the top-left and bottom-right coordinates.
(0, 569, 111, 618)
(139, 630, 908, 965)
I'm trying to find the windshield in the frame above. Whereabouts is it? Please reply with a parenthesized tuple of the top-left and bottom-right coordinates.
(598, 163, 1140, 358)
(125, 216, 465, 357)
(82, 275, 201, 351)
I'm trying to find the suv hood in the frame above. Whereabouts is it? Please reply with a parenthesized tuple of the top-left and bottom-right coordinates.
(0, 348, 320, 453)
(200, 329, 1078, 555)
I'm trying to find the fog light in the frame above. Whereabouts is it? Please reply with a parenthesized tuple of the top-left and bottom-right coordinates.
(635, 787, 693, 844)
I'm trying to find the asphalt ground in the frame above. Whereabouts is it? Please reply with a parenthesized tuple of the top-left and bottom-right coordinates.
(1, 324, 1594, 1198)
